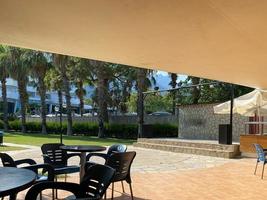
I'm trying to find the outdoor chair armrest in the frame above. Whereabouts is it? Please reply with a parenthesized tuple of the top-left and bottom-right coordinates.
(67, 153, 81, 159)
(15, 158, 37, 166)
(23, 163, 55, 181)
(86, 153, 108, 162)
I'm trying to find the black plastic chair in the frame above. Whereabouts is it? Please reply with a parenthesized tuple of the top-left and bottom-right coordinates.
(25, 164, 115, 200)
(107, 151, 136, 200)
(86, 144, 127, 194)
(41, 143, 80, 179)
(0, 153, 55, 200)
(86, 151, 136, 200)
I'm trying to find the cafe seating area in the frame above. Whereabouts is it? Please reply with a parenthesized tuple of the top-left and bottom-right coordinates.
(0, 143, 136, 200)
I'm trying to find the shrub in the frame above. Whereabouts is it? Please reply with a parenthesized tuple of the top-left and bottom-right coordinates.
(8, 120, 21, 131)
(7, 120, 177, 139)
(26, 122, 42, 132)
(151, 123, 178, 137)
(105, 124, 138, 139)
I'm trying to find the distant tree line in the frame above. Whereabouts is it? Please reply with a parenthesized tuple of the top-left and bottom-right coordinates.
(0, 45, 253, 138)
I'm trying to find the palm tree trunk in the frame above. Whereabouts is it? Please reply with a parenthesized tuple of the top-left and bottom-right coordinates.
(137, 68, 147, 138)
(170, 73, 178, 114)
(96, 63, 109, 138)
(58, 90, 63, 128)
(18, 80, 27, 133)
(1, 78, 8, 131)
(78, 81, 84, 117)
(191, 77, 201, 104)
(39, 78, 47, 134)
(58, 55, 72, 136)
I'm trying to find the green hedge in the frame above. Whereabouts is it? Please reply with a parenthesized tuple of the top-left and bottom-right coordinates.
(7, 120, 178, 139)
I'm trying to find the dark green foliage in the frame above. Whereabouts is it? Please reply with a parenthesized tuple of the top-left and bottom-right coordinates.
(151, 124, 178, 137)
(0, 113, 18, 121)
(0, 120, 4, 129)
(8, 120, 21, 131)
(7, 120, 178, 139)
(73, 122, 98, 136)
(105, 124, 138, 139)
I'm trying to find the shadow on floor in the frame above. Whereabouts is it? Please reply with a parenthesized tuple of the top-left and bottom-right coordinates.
(106, 193, 151, 200)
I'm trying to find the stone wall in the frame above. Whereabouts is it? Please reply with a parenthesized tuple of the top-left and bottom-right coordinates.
(178, 103, 248, 142)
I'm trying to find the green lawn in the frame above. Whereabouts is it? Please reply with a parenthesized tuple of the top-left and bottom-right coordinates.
(4, 132, 136, 147)
(0, 145, 26, 151)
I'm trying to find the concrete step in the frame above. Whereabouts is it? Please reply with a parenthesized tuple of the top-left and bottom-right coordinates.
(137, 138, 238, 151)
(133, 141, 240, 158)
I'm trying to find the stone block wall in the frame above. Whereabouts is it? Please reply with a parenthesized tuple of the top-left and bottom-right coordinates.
(178, 103, 248, 142)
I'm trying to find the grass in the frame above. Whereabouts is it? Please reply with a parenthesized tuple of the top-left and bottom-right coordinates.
(4, 132, 136, 147)
(0, 145, 26, 151)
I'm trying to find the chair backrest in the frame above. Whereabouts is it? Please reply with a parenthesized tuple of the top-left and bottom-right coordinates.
(106, 151, 136, 182)
(41, 143, 68, 167)
(253, 143, 266, 162)
(107, 144, 127, 155)
(0, 153, 16, 167)
(80, 164, 115, 199)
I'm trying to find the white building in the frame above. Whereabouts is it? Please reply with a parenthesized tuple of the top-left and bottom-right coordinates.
(0, 78, 92, 114)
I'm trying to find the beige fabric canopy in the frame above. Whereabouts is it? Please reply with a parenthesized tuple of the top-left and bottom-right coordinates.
(214, 89, 267, 116)
(0, 0, 267, 88)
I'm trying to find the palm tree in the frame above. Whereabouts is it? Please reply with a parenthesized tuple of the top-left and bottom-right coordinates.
(53, 54, 73, 136)
(24, 50, 51, 134)
(136, 68, 147, 138)
(189, 76, 201, 104)
(8, 47, 29, 133)
(69, 58, 91, 117)
(0, 45, 10, 131)
(93, 61, 110, 137)
(45, 67, 64, 127)
(169, 73, 178, 114)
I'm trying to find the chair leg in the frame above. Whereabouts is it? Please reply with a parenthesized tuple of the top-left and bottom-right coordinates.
(40, 191, 42, 200)
(55, 176, 58, 199)
(254, 161, 259, 175)
(9, 194, 17, 200)
(111, 182, 114, 200)
(129, 183, 134, 200)
(121, 181, 125, 193)
(262, 163, 266, 179)
(104, 192, 107, 200)
(52, 188, 55, 200)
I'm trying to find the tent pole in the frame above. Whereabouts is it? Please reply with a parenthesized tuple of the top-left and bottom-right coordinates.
(230, 84, 234, 144)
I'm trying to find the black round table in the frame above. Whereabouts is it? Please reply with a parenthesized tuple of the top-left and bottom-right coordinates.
(0, 167, 36, 199)
(60, 145, 106, 181)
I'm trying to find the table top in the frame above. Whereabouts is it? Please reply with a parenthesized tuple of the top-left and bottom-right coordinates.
(60, 145, 106, 152)
(0, 167, 36, 197)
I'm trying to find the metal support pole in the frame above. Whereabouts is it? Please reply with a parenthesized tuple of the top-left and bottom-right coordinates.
(138, 93, 144, 138)
(229, 84, 234, 144)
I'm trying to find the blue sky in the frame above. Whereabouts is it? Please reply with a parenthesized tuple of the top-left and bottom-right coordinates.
(156, 71, 188, 81)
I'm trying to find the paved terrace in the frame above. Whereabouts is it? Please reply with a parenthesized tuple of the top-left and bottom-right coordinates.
(1, 144, 263, 200)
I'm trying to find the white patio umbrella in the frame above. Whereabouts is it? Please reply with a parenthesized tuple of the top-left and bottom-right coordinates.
(214, 89, 267, 118)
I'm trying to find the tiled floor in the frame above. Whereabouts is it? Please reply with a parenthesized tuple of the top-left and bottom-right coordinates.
(2, 144, 262, 200)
